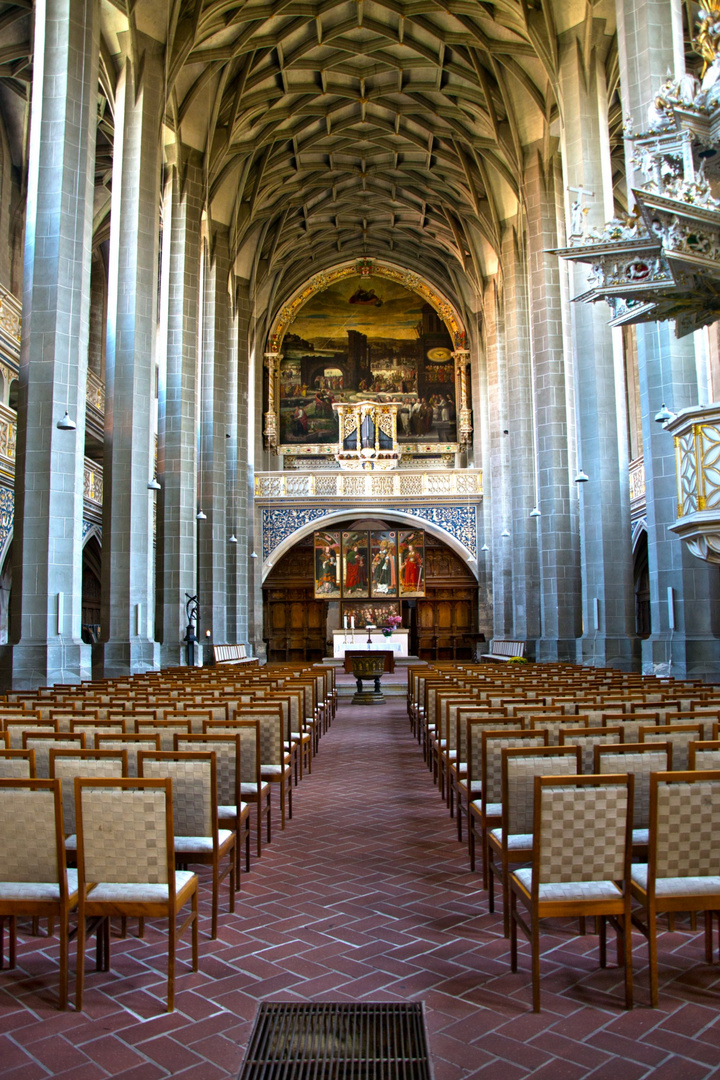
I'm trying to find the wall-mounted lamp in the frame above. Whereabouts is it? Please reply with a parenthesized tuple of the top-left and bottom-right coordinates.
(654, 403, 676, 425)
(250, 551, 258, 559)
(501, 528, 511, 538)
(57, 411, 76, 431)
(229, 534, 238, 544)
(196, 509, 207, 521)
(574, 469, 589, 483)
(530, 506, 541, 518)
(147, 477, 161, 490)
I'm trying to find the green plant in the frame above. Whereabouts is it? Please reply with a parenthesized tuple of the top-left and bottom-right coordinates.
(506, 656, 529, 665)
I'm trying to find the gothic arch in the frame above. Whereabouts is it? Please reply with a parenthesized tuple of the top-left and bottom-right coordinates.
(261, 506, 478, 582)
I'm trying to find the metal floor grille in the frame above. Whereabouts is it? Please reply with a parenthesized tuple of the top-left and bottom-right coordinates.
(238, 1002, 433, 1080)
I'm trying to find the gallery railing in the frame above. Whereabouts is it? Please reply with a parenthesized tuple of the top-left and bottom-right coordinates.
(255, 469, 483, 502)
(667, 405, 720, 563)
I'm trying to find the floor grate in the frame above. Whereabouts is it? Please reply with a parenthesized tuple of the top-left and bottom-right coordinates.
(237, 1002, 433, 1080)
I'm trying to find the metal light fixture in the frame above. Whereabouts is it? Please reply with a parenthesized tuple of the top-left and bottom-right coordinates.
(249, 550, 258, 559)
(229, 534, 237, 543)
(147, 477, 161, 490)
(501, 528, 511, 538)
(196, 509, 207, 521)
(481, 543, 489, 552)
(654, 403, 676, 424)
(575, 468, 589, 483)
(56, 411, 76, 431)
(530, 506, 541, 518)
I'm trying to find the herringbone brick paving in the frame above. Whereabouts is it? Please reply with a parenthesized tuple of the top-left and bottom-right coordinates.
(2, 680, 720, 1078)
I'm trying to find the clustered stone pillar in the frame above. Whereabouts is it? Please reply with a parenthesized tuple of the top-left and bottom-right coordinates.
(101, 34, 163, 676)
(524, 147, 581, 659)
(198, 227, 230, 662)
(6, 0, 98, 687)
(156, 148, 203, 667)
(616, 0, 720, 677)
(558, 23, 638, 669)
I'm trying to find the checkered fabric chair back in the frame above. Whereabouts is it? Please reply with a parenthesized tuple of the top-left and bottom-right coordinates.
(529, 718, 587, 746)
(94, 735, 161, 776)
(691, 745, 720, 770)
(51, 754, 125, 834)
(597, 748, 669, 829)
(640, 724, 705, 770)
(559, 728, 622, 772)
(506, 753, 579, 835)
(176, 737, 238, 807)
(484, 733, 545, 804)
(25, 736, 85, 778)
(240, 708, 283, 766)
(0, 785, 58, 881)
(0, 750, 34, 778)
(141, 756, 213, 838)
(654, 776, 720, 878)
(537, 780, 630, 884)
(77, 784, 170, 884)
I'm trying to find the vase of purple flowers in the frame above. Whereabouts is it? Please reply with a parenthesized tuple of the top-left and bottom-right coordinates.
(382, 614, 403, 637)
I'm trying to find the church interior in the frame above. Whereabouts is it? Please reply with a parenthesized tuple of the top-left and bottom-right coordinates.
(4, 0, 720, 1074)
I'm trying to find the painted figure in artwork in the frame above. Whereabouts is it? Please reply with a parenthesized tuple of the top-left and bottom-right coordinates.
(372, 543, 396, 595)
(344, 543, 367, 591)
(400, 543, 422, 591)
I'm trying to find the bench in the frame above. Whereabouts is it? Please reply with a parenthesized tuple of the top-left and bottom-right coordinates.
(213, 644, 257, 665)
(480, 640, 526, 663)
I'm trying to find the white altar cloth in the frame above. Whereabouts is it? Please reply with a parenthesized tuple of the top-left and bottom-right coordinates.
(332, 629, 409, 658)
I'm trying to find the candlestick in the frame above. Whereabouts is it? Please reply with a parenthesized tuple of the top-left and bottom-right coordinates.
(350, 616, 355, 629)
(343, 615, 348, 629)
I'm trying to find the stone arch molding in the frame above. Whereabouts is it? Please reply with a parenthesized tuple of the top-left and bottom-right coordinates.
(266, 258, 468, 355)
(261, 506, 478, 583)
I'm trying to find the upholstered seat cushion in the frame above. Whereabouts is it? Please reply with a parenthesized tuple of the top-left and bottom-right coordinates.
(240, 781, 270, 796)
(261, 764, 286, 776)
(489, 829, 533, 850)
(632, 828, 649, 845)
(513, 867, 623, 901)
(631, 865, 720, 897)
(0, 868, 79, 901)
(175, 829, 233, 853)
(218, 803, 249, 818)
(86, 870, 195, 903)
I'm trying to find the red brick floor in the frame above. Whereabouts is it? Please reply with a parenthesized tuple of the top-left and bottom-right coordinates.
(2, 682, 720, 1078)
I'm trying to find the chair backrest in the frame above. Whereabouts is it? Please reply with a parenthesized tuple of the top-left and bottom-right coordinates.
(650, 771, 720, 880)
(75, 777, 173, 887)
(481, 730, 548, 806)
(70, 717, 127, 736)
(502, 746, 581, 835)
(595, 743, 671, 830)
(94, 733, 161, 776)
(164, 708, 214, 734)
(0, 778, 65, 888)
(49, 749, 127, 834)
(175, 733, 241, 809)
(203, 719, 262, 787)
(558, 726, 622, 772)
(639, 723, 705, 770)
(23, 733, 86, 777)
(5, 718, 58, 748)
(528, 716, 591, 746)
(236, 705, 284, 766)
(465, 717, 522, 784)
(601, 713, 659, 743)
(135, 718, 192, 750)
(689, 739, 720, 770)
(534, 774, 633, 888)
(0, 748, 36, 777)
(138, 751, 216, 839)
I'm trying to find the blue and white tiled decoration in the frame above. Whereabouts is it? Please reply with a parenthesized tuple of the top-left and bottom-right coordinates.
(262, 504, 477, 561)
(0, 486, 13, 556)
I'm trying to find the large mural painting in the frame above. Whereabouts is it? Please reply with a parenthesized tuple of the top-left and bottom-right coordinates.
(279, 275, 456, 446)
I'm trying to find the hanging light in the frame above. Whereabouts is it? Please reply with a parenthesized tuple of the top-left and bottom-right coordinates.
(654, 403, 676, 425)
(56, 411, 76, 431)
(229, 534, 237, 544)
(196, 509, 207, 521)
(249, 550, 258, 559)
(481, 543, 489, 552)
(530, 506, 541, 518)
(574, 468, 589, 483)
(147, 477, 161, 490)
(501, 528, 511, 538)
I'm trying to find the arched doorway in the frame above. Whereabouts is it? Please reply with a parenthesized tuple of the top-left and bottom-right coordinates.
(262, 517, 479, 662)
(82, 535, 102, 643)
(634, 530, 651, 639)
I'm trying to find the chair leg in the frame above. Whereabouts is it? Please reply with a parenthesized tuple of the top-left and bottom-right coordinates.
(191, 888, 199, 972)
(167, 908, 176, 1012)
(510, 892, 518, 973)
(622, 908, 634, 1010)
(705, 910, 713, 964)
(648, 905, 659, 1008)
(599, 916, 607, 968)
(531, 911, 541, 1013)
(58, 910, 69, 1011)
(288, 775, 292, 821)
(76, 912, 86, 1011)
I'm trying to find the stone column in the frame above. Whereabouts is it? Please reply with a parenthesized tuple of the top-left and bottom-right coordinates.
(198, 227, 230, 662)
(502, 222, 541, 646)
(482, 275, 513, 638)
(225, 277, 252, 647)
(616, 0, 720, 676)
(156, 147, 202, 666)
(7, 0, 98, 687)
(524, 147, 581, 659)
(100, 34, 163, 676)
(558, 26, 638, 669)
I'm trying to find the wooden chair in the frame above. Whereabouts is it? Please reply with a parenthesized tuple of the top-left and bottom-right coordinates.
(22, 732, 86, 777)
(594, 743, 671, 855)
(0, 748, 36, 777)
(204, 719, 271, 858)
(0, 778, 78, 1009)
(5, 718, 58, 749)
(469, 729, 547, 881)
(509, 774, 634, 1012)
(236, 705, 292, 829)
(49, 749, 128, 850)
(630, 771, 720, 1007)
(175, 733, 251, 879)
(69, 717, 127, 738)
(639, 723, 706, 770)
(138, 751, 235, 939)
(488, 745, 581, 935)
(135, 718, 192, 749)
(94, 732, 162, 775)
(688, 740, 720, 770)
(558, 726, 623, 772)
(74, 777, 199, 1012)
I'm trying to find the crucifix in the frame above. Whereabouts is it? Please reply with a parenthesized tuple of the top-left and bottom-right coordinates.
(567, 185, 595, 239)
